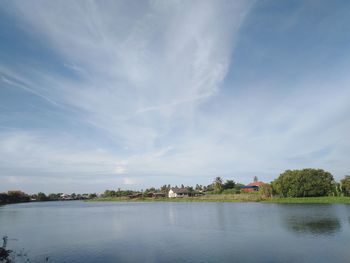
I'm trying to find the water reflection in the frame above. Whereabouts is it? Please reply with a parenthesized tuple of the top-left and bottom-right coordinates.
(280, 205, 342, 236)
(285, 218, 341, 236)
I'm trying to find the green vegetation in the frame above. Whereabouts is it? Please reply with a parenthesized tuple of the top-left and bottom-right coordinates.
(89, 193, 265, 203)
(90, 194, 350, 204)
(271, 169, 335, 197)
(92, 169, 350, 204)
(0, 191, 30, 205)
(4, 168, 350, 205)
(0, 191, 97, 205)
(259, 183, 273, 198)
(340, 175, 350, 196)
(265, 196, 350, 204)
(213, 177, 223, 192)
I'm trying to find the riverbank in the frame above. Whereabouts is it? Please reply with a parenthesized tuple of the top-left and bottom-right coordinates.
(265, 196, 350, 204)
(89, 194, 350, 204)
(89, 194, 263, 203)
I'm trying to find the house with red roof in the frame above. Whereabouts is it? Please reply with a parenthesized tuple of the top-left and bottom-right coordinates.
(241, 181, 265, 192)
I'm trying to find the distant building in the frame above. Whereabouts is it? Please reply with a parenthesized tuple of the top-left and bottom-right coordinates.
(241, 182, 265, 193)
(168, 187, 191, 198)
(152, 192, 166, 198)
(168, 187, 204, 198)
(128, 193, 142, 199)
(60, 194, 72, 200)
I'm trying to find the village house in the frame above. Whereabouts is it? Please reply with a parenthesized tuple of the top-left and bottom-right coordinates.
(152, 192, 166, 198)
(60, 193, 72, 200)
(241, 181, 265, 193)
(168, 187, 203, 198)
(168, 187, 191, 198)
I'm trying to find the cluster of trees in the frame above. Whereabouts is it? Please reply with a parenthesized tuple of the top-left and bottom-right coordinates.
(102, 177, 245, 198)
(340, 176, 350, 196)
(260, 169, 350, 198)
(0, 191, 98, 205)
(103, 189, 135, 198)
(30, 192, 97, 201)
(209, 177, 244, 194)
(0, 191, 30, 205)
(3, 169, 350, 204)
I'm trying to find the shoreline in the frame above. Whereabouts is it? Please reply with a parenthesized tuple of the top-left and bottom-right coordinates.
(87, 195, 350, 204)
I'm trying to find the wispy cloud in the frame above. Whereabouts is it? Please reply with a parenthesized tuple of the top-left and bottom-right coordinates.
(0, 0, 350, 192)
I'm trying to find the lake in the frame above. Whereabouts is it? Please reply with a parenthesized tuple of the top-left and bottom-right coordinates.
(1, 201, 350, 262)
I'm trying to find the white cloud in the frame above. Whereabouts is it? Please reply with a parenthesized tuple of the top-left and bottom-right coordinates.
(122, 177, 138, 185)
(1, 0, 350, 193)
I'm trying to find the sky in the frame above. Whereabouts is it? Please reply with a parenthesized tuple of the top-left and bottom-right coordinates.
(0, 0, 350, 193)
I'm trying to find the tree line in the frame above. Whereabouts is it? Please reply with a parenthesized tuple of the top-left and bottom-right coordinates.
(0, 191, 97, 205)
(102, 178, 245, 198)
(260, 169, 350, 198)
(102, 169, 350, 199)
(2, 169, 350, 204)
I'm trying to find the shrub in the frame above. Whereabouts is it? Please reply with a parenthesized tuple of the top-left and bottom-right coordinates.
(340, 176, 350, 196)
(260, 183, 273, 198)
(271, 169, 335, 197)
(221, 188, 240, 194)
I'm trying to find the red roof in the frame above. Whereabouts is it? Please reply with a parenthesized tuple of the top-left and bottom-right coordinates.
(247, 182, 265, 187)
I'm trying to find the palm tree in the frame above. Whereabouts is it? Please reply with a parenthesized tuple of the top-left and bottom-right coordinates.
(213, 177, 223, 192)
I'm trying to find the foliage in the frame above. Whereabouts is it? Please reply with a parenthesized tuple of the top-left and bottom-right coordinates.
(271, 169, 335, 197)
(221, 188, 240, 194)
(253, 176, 258, 182)
(223, 180, 236, 190)
(265, 196, 350, 204)
(260, 183, 273, 198)
(37, 192, 48, 201)
(160, 184, 171, 193)
(340, 176, 350, 196)
(195, 184, 203, 191)
(0, 191, 30, 205)
(92, 193, 266, 202)
(213, 177, 223, 192)
(103, 189, 135, 197)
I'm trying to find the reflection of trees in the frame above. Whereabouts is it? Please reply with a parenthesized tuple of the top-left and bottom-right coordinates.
(285, 217, 341, 236)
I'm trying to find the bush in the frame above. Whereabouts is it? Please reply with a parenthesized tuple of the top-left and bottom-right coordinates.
(340, 176, 350, 196)
(2, 191, 30, 204)
(271, 169, 335, 197)
(260, 183, 273, 198)
(221, 188, 240, 194)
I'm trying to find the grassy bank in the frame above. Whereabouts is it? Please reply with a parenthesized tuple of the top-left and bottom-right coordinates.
(264, 196, 350, 204)
(90, 194, 350, 204)
(89, 194, 265, 203)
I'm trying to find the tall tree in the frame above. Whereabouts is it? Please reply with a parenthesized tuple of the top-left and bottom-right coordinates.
(253, 176, 258, 182)
(271, 169, 335, 197)
(223, 180, 236, 189)
(213, 177, 223, 192)
(340, 176, 350, 196)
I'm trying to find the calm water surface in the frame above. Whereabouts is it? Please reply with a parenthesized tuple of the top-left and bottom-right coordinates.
(1, 201, 350, 262)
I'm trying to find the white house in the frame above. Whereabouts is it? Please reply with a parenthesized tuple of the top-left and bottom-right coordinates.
(168, 187, 191, 198)
(60, 193, 72, 200)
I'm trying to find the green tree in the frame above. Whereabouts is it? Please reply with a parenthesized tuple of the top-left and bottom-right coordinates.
(223, 180, 236, 189)
(271, 169, 335, 197)
(37, 192, 48, 201)
(340, 175, 350, 196)
(253, 176, 258, 182)
(103, 190, 116, 197)
(260, 183, 273, 198)
(48, 193, 60, 200)
(213, 177, 223, 192)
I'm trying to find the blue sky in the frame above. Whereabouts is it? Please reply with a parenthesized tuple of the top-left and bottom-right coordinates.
(0, 0, 349, 193)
